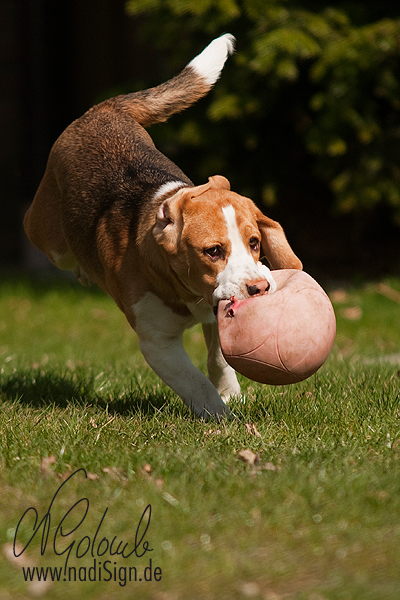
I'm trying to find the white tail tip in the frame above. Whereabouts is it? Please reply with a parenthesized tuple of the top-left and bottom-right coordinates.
(187, 34, 236, 86)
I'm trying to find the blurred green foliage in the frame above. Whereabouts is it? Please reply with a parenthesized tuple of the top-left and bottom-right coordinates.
(125, 0, 400, 224)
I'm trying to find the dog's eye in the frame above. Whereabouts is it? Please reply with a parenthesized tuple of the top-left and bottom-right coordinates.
(204, 246, 223, 260)
(249, 237, 260, 252)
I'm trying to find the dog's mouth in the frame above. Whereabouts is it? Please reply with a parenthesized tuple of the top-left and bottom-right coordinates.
(212, 281, 272, 316)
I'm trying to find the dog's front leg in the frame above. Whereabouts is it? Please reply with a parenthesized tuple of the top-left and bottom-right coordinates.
(132, 294, 231, 419)
(202, 321, 241, 402)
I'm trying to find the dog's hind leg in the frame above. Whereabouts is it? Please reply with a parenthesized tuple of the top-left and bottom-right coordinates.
(24, 168, 73, 265)
(23, 167, 92, 285)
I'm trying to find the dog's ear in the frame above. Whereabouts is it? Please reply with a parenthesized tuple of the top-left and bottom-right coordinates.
(153, 194, 185, 254)
(255, 208, 302, 270)
(153, 176, 231, 252)
(188, 175, 231, 198)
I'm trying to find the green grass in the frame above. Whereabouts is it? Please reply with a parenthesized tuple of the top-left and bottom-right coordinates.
(1, 274, 400, 599)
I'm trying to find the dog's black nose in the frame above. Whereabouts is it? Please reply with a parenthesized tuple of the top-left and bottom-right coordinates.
(247, 280, 270, 296)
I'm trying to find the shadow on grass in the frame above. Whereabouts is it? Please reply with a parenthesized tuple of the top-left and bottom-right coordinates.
(0, 369, 182, 418)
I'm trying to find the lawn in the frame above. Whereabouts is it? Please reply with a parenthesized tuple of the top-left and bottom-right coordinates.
(1, 273, 400, 600)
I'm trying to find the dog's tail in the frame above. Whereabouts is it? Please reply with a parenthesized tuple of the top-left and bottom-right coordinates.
(109, 34, 235, 128)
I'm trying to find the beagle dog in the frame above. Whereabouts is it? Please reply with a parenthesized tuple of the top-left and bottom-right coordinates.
(24, 34, 302, 419)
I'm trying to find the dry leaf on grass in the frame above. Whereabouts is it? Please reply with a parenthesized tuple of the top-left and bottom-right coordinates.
(341, 306, 362, 320)
(263, 462, 281, 472)
(240, 581, 261, 597)
(161, 491, 179, 507)
(245, 423, 262, 437)
(237, 449, 260, 466)
(237, 450, 281, 473)
(40, 455, 56, 477)
(376, 282, 400, 304)
(102, 466, 128, 482)
(140, 464, 164, 489)
(329, 288, 348, 303)
(41, 463, 95, 482)
(203, 428, 222, 436)
(3, 542, 35, 569)
(27, 578, 53, 597)
(3, 543, 53, 597)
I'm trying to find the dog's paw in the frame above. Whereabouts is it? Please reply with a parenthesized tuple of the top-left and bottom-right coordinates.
(219, 383, 242, 402)
(192, 397, 234, 421)
(199, 405, 235, 422)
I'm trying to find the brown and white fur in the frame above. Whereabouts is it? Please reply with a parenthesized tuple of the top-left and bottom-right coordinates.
(24, 35, 302, 419)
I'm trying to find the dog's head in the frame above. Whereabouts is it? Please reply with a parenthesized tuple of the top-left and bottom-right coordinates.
(153, 176, 302, 308)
